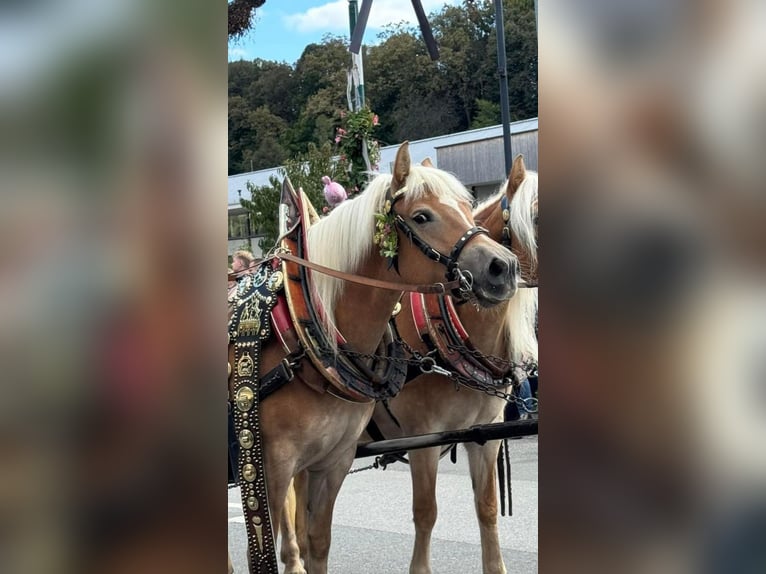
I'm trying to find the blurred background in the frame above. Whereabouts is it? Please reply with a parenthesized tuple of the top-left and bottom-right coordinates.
(0, 1, 226, 572)
(0, 0, 763, 573)
(539, 0, 766, 572)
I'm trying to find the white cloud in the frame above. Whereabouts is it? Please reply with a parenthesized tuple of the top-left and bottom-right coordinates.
(228, 47, 249, 60)
(283, 0, 461, 35)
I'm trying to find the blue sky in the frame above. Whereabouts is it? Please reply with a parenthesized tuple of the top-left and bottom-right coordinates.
(228, 0, 461, 65)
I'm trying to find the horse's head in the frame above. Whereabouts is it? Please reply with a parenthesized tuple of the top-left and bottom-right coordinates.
(476, 154, 538, 286)
(386, 142, 518, 306)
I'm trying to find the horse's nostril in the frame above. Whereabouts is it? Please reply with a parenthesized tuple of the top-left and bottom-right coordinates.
(488, 257, 509, 279)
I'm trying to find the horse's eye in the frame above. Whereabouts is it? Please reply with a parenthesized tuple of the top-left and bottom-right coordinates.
(412, 212, 431, 225)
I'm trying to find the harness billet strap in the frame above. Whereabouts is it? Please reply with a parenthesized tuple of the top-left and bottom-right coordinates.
(385, 185, 488, 298)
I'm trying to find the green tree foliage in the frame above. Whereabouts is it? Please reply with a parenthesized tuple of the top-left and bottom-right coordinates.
(239, 143, 342, 251)
(471, 98, 501, 128)
(228, 0, 537, 174)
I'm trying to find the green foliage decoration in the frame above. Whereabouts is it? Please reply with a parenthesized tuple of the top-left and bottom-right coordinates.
(334, 107, 381, 196)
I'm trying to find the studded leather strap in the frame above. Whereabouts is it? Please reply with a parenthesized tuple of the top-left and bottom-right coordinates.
(228, 265, 282, 573)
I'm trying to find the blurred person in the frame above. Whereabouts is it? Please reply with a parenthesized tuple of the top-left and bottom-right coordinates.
(231, 249, 253, 275)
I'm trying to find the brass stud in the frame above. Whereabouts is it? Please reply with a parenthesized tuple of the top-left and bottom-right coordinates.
(236, 386, 255, 411)
(239, 429, 255, 449)
(247, 496, 259, 511)
(242, 464, 257, 482)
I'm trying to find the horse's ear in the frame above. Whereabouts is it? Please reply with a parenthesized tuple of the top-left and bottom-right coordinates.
(392, 141, 411, 193)
(421, 157, 434, 168)
(506, 154, 526, 197)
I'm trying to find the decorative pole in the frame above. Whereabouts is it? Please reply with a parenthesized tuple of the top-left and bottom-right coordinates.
(348, 0, 365, 110)
(495, 0, 512, 174)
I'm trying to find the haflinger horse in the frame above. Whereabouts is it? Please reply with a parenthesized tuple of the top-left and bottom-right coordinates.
(228, 142, 519, 574)
(283, 155, 537, 574)
(374, 154, 538, 574)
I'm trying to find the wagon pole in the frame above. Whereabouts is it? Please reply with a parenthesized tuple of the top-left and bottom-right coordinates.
(355, 420, 538, 459)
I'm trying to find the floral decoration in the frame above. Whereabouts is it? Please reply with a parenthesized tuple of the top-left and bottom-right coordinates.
(334, 107, 381, 196)
(373, 200, 398, 260)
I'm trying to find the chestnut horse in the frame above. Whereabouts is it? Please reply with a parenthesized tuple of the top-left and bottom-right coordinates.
(283, 155, 537, 574)
(228, 142, 519, 574)
(380, 155, 538, 574)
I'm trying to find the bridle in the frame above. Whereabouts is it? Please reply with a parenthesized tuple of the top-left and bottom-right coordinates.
(385, 184, 489, 300)
(498, 194, 538, 288)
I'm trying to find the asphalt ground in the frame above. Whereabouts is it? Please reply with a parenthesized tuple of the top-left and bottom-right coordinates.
(229, 435, 537, 573)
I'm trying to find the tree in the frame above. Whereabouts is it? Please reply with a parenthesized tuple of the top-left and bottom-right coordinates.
(240, 143, 343, 251)
(228, 0, 266, 39)
(471, 98, 501, 128)
(227, 0, 538, 175)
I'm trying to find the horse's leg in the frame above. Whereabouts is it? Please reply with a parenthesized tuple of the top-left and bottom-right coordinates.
(280, 479, 306, 574)
(293, 468, 310, 565)
(304, 453, 354, 574)
(408, 446, 442, 574)
(464, 440, 507, 574)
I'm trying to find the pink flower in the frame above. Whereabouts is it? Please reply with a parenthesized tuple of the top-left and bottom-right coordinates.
(322, 206, 329, 214)
(372, 114, 379, 126)
(337, 127, 346, 135)
(334, 136, 341, 143)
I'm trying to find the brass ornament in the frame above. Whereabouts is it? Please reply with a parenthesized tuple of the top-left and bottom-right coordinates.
(391, 302, 402, 317)
(246, 496, 259, 511)
(239, 429, 255, 449)
(502, 208, 510, 222)
(253, 517, 264, 552)
(267, 270, 284, 292)
(236, 386, 255, 412)
(237, 353, 255, 377)
(242, 464, 257, 482)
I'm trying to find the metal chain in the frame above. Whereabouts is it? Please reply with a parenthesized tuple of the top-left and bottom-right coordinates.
(319, 341, 538, 413)
(348, 453, 403, 474)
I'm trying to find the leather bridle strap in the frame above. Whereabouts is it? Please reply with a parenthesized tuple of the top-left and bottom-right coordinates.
(277, 252, 460, 294)
(392, 215, 488, 273)
(500, 195, 512, 249)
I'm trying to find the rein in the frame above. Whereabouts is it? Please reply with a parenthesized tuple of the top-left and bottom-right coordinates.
(229, 253, 461, 294)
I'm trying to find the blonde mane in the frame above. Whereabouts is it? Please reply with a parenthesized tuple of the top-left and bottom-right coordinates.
(307, 165, 473, 342)
(475, 170, 539, 363)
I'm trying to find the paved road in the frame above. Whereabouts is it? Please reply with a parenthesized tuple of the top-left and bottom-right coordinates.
(229, 435, 537, 573)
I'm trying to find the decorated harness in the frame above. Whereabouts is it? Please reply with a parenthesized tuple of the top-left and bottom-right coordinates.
(227, 177, 490, 572)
